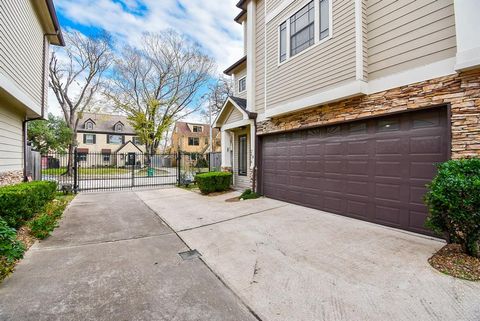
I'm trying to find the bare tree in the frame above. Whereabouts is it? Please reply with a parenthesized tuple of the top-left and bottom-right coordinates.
(49, 31, 113, 174)
(202, 75, 233, 121)
(107, 30, 215, 162)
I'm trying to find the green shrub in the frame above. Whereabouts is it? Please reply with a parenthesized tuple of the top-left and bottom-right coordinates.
(240, 189, 260, 200)
(425, 158, 480, 257)
(195, 172, 232, 194)
(29, 199, 66, 239)
(0, 218, 25, 262)
(0, 181, 57, 228)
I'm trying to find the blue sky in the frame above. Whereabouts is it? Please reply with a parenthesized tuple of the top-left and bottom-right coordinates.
(49, 0, 244, 122)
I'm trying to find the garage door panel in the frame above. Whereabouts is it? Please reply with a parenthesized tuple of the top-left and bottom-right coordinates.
(347, 141, 370, 155)
(374, 205, 402, 226)
(346, 200, 370, 220)
(324, 196, 345, 213)
(346, 181, 369, 197)
(325, 160, 343, 173)
(375, 183, 402, 201)
(409, 186, 427, 205)
(409, 136, 442, 154)
(261, 107, 448, 235)
(410, 162, 439, 179)
(375, 161, 402, 177)
(375, 138, 404, 155)
(347, 160, 369, 175)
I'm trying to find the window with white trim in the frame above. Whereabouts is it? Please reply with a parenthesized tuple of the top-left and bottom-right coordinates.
(279, 0, 332, 63)
(290, 1, 315, 57)
(85, 121, 94, 130)
(319, 0, 330, 40)
(279, 22, 287, 62)
(238, 77, 246, 93)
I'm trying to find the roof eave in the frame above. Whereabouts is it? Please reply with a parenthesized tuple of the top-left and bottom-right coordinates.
(45, 0, 65, 46)
(223, 56, 247, 76)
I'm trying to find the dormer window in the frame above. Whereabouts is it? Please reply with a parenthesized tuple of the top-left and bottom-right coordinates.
(193, 125, 203, 133)
(115, 122, 124, 132)
(85, 121, 94, 130)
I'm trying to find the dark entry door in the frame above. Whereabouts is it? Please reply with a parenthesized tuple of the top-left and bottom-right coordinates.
(260, 107, 449, 235)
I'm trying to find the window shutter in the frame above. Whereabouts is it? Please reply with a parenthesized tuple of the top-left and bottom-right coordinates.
(107, 135, 110, 144)
(83, 134, 86, 144)
(122, 136, 125, 144)
(93, 135, 96, 144)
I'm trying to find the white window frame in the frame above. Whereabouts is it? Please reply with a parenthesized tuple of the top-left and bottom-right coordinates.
(115, 123, 123, 132)
(85, 121, 94, 130)
(278, 0, 333, 66)
(193, 125, 203, 133)
(238, 76, 247, 93)
(85, 134, 95, 145)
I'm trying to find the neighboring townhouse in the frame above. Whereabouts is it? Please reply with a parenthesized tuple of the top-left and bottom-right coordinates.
(215, 0, 480, 235)
(0, 0, 64, 185)
(170, 121, 221, 154)
(76, 113, 144, 167)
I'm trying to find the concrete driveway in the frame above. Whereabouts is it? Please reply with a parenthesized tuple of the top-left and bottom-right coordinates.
(137, 188, 480, 321)
(0, 191, 258, 321)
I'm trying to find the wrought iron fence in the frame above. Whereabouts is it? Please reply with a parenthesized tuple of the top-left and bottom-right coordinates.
(41, 150, 179, 192)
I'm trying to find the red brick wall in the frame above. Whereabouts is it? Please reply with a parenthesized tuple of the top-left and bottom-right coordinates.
(257, 70, 480, 158)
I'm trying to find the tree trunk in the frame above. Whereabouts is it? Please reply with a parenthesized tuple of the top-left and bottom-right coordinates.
(64, 143, 74, 176)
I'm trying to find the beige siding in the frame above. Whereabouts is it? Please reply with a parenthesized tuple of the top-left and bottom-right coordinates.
(232, 128, 250, 190)
(224, 106, 244, 125)
(0, 103, 24, 173)
(265, 0, 357, 110)
(0, 0, 45, 115)
(367, 0, 456, 80)
(255, 0, 266, 113)
(267, 0, 284, 13)
(233, 67, 247, 99)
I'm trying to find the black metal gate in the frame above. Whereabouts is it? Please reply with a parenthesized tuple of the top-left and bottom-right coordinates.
(40, 150, 180, 192)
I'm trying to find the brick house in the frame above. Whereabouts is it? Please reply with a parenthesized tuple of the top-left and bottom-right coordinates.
(214, 0, 480, 235)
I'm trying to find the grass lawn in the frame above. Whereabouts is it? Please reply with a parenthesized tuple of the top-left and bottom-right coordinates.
(42, 167, 130, 175)
(136, 168, 169, 176)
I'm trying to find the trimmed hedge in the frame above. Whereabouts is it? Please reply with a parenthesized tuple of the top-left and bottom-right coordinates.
(0, 181, 57, 228)
(195, 172, 232, 194)
(425, 158, 480, 257)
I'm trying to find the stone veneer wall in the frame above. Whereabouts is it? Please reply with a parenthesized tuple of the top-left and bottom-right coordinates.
(0, 170, 23, 187)
(257, 69, 480, 159)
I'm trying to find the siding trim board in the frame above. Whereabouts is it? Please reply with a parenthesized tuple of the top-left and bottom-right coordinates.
(266, 56, 457, 118)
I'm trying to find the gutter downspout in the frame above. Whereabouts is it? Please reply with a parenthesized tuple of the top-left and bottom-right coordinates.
(23, 32, 57, 181)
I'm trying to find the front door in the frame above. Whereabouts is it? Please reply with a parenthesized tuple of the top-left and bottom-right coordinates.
(238, 135, 247, 176)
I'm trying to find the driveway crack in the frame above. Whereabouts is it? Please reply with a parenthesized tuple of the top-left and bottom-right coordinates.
(177, 204, 289, 233)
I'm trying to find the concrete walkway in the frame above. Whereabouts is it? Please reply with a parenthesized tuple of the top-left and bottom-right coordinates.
(137, 188, 480, 321)
(0, 191, 258, 321)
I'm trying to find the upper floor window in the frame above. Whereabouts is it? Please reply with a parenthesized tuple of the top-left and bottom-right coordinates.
(279, 0, 332, 63)
(108, 135, 123, 144)
(115, 123, 123, 132)
(290, 1, 315, 57)
(133, 136, 142, 145)
(85, 121, 94, 130)
(193, 125, 203, 133)
(188, 137, 200, 146)
(238, 77, 246, 93)
(84, 134, 96, 144)
(319, 0, 330, 40)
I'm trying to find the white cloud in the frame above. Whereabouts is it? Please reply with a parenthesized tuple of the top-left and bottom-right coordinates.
(51, 0, 244, 124)
(55, 0, 244, 71)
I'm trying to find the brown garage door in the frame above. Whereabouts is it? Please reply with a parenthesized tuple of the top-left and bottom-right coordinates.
(260, 107, 449, 235)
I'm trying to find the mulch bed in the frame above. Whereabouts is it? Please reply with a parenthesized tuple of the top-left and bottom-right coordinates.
(428, 244, 480, 281)
(16, 226, 37, 250)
